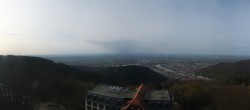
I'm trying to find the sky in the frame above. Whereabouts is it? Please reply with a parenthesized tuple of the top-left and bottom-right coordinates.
(0, 0, 250, 55)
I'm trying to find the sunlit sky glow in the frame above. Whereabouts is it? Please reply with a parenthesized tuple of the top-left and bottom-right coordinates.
(0, 0, 250, 55)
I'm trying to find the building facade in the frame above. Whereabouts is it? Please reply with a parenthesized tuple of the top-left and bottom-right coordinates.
(85, 84, 173, 110)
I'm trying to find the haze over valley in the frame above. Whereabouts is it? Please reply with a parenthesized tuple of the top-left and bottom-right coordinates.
(46, 54, 250, 80)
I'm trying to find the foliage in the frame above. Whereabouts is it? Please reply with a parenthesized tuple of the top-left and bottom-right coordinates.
(162, 80, 250, 110)
(196, 59, 250, 82)
(73, 65, 167, 85)
(0, 55, 166, 110)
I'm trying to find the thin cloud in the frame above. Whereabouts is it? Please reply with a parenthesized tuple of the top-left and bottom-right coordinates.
(0, 0, 250, 55)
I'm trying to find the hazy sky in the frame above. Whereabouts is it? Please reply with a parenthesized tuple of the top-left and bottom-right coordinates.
(0, 0, 250, 55)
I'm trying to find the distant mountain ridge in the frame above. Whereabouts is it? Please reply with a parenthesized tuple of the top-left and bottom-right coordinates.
(0, 55, 166, 87)
(72, 65, 167, 85)
(0, 55, 167, 109)
(196, 59, 250, 80)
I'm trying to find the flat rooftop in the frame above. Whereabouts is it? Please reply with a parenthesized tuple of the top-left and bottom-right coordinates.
(144, 90, 170, 101)
(88, 85, 136, 98)
(88, 85, 170, 101)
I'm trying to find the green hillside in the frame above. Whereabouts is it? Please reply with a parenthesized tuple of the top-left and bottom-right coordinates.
(0, 55, 166, 110)
(195, 59, 250, 84)
(73, 65, 167, 85)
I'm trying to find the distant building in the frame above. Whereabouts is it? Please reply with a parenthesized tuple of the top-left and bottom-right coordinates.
(85, 84, 173, 110)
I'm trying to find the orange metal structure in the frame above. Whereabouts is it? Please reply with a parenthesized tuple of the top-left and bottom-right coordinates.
(121, 84, 148, 110)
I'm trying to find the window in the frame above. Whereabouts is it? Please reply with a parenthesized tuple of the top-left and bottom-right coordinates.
(112, 107, 116, 110)
(157, 104, 162, 109)
(106, 99, 110, 104)
(87, 101, 91, 105)
(93, 102, 97, 107)
(150, 103, 155, 108)
(106, 106, 110, 110)
(87, 106, 91, 110)
(88, 95, 92, 100)
(164, 103, 169, 108)
(93, 96, 97, 101)
(99, 104, 104, 108)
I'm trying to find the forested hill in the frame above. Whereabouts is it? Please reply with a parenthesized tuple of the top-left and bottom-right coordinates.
(0, 55, 86, 85)
(196, 59, 250, 81)
(0, 55, 166, 86)
(72, 65, 167, 85)
(0, 55, 166, 110)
